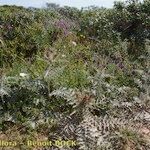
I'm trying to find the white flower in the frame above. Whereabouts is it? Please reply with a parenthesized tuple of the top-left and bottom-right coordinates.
(62, 54, 66, 58)
(72, 41, 77, 46)
(20, 73, 28, 77)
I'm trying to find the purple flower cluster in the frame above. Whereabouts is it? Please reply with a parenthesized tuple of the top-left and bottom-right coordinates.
(55, 19, 70, 36)
(118, 62, 124, 69)
(7, 24, 13, 30)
